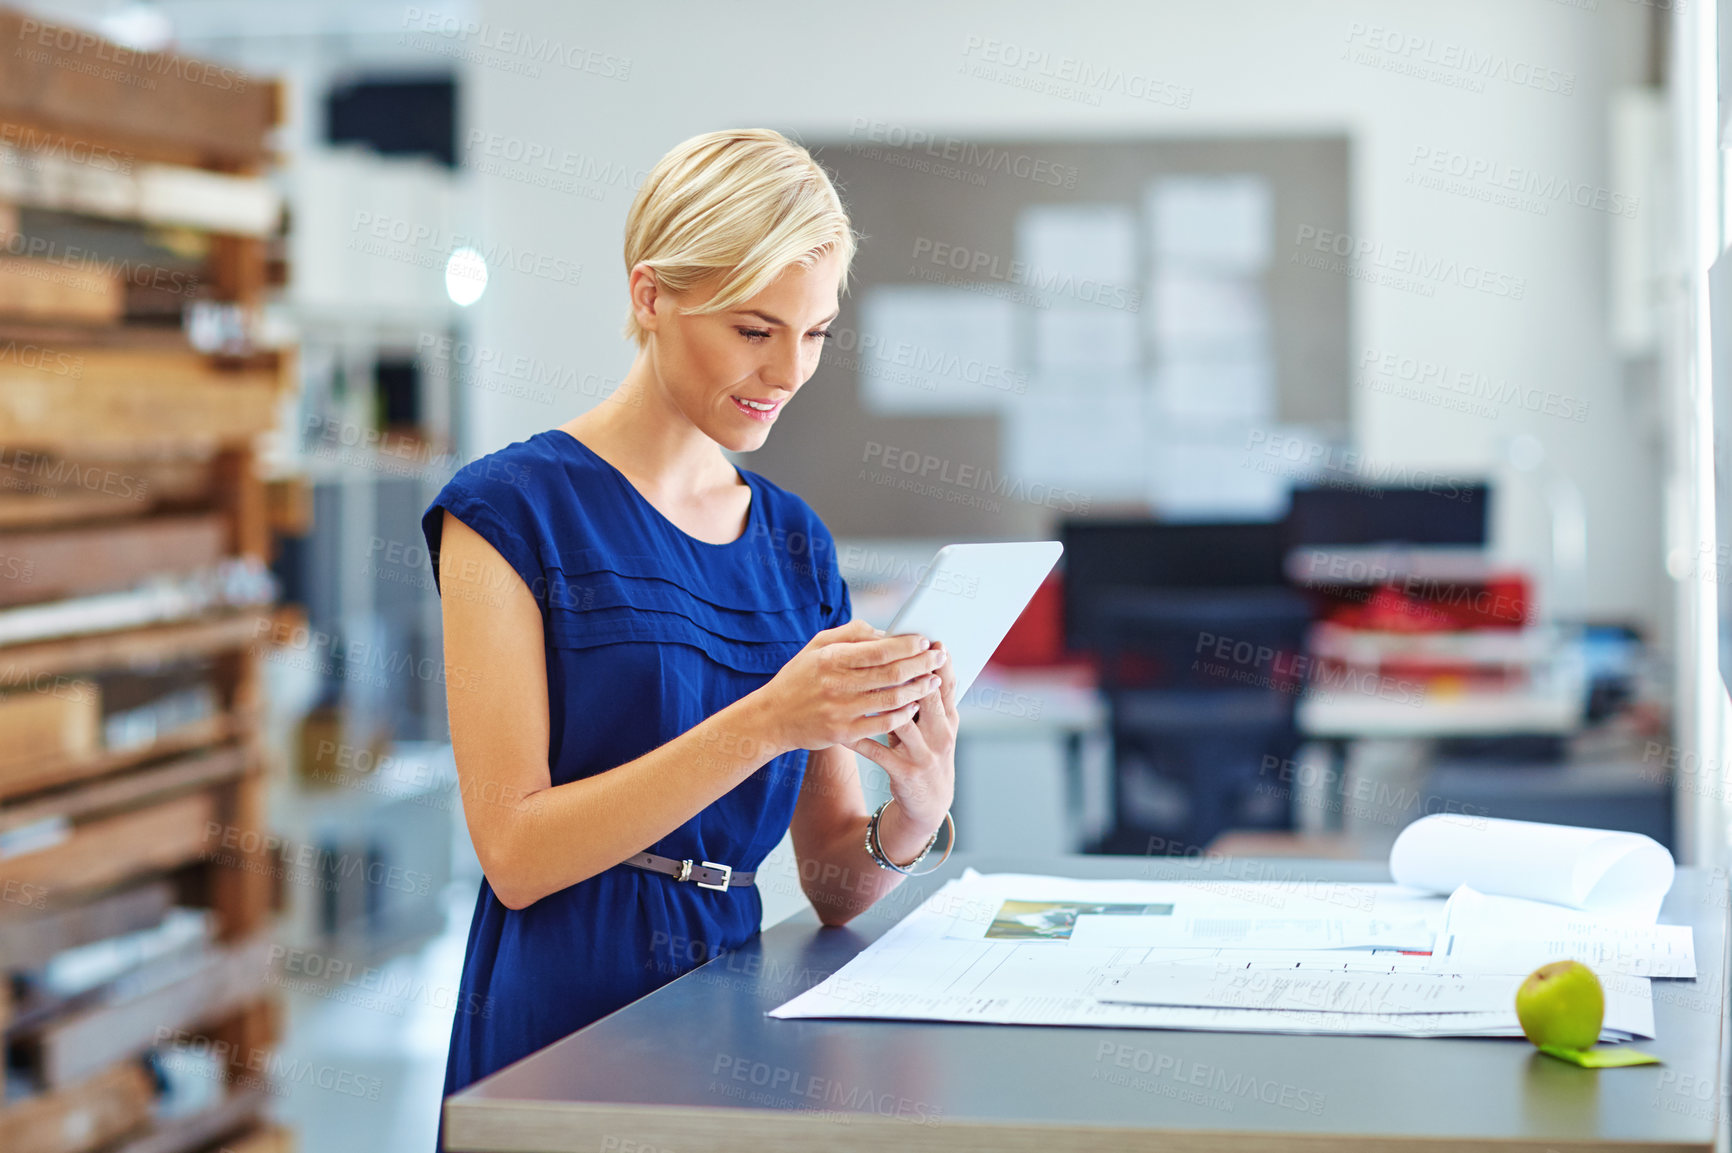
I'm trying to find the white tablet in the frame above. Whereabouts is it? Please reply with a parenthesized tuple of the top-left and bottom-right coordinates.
(884, 541, 1063, 701)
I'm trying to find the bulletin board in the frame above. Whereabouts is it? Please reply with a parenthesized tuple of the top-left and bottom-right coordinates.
(747, 133, 1351, 541)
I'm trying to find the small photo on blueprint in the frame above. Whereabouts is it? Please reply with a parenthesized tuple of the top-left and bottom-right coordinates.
(985, 899, 1176, 941)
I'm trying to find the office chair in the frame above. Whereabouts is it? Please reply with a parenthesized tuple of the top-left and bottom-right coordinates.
(1081, 585, 1312, 855)
(1062, 519, 1311, 855)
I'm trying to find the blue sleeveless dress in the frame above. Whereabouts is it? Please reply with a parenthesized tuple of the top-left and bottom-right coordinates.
(419, 429, 851, 1114)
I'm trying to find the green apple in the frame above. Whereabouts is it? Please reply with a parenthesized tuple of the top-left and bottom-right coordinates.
(1515, 961, 1605, 1051)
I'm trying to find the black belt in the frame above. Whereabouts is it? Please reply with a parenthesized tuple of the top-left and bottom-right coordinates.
(625, 851, 753, 892)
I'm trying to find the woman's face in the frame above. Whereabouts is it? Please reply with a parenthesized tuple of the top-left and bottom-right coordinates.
(641, 249, 842, 453)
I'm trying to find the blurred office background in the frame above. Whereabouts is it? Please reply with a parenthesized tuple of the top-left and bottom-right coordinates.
(0, 1, 1725, 1151)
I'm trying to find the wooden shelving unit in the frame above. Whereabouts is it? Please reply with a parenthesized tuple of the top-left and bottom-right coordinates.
(0, 10, 295, 1153)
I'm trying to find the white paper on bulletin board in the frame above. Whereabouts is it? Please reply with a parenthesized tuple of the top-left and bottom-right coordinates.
(1146, 420, 1290, 520)
(1151, 352, 1276, 424)
(1015, 203, 1139, 291)
(1149, 270, 1271, 350)
(1033, 304, 1142, 373)
(856, 286, 1021, 414)
(1005, 373, 1148, 499)
(1146, 174, 1274, 271)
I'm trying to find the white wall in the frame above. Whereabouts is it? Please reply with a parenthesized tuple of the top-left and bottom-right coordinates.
(468, 0, 1660, 628)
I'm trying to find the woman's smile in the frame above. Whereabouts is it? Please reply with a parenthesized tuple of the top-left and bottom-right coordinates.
(731, 395, 784, 422)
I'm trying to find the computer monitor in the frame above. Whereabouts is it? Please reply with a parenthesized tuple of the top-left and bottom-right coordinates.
(1284, 484, 1491, 548)
(1059, 520, 1287, 650)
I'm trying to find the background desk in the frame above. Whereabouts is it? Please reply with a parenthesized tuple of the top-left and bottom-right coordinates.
(953, 669, 1109, 856)
(1297, 680, 1584, 739)
(444, 854, 1730, 1152)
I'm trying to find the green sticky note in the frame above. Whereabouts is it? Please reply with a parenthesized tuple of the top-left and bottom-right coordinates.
(1538, 1045, 1662, 1067)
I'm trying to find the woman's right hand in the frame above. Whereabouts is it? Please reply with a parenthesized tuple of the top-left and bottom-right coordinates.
(755, 619, 949, 753)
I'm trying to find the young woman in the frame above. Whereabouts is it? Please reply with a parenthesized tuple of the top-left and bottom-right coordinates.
(422, 128, 959, 1118)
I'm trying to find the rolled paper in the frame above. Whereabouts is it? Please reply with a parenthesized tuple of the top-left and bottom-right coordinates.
(1389, 816, 1675, 922)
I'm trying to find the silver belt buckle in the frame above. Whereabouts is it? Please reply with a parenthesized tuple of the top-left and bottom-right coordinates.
(697, 860, 732, 892)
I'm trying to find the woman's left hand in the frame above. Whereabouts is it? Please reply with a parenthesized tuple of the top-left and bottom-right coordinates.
(848, 639, 958, 829)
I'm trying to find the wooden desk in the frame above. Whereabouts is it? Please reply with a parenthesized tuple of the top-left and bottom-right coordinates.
(445, 854, 1730, 1152)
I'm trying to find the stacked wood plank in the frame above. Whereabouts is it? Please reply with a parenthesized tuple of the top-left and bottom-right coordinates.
(0, 11, 295, 1153)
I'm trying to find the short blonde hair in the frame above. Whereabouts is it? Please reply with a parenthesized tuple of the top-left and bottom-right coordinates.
(623, 129, 857, 347)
